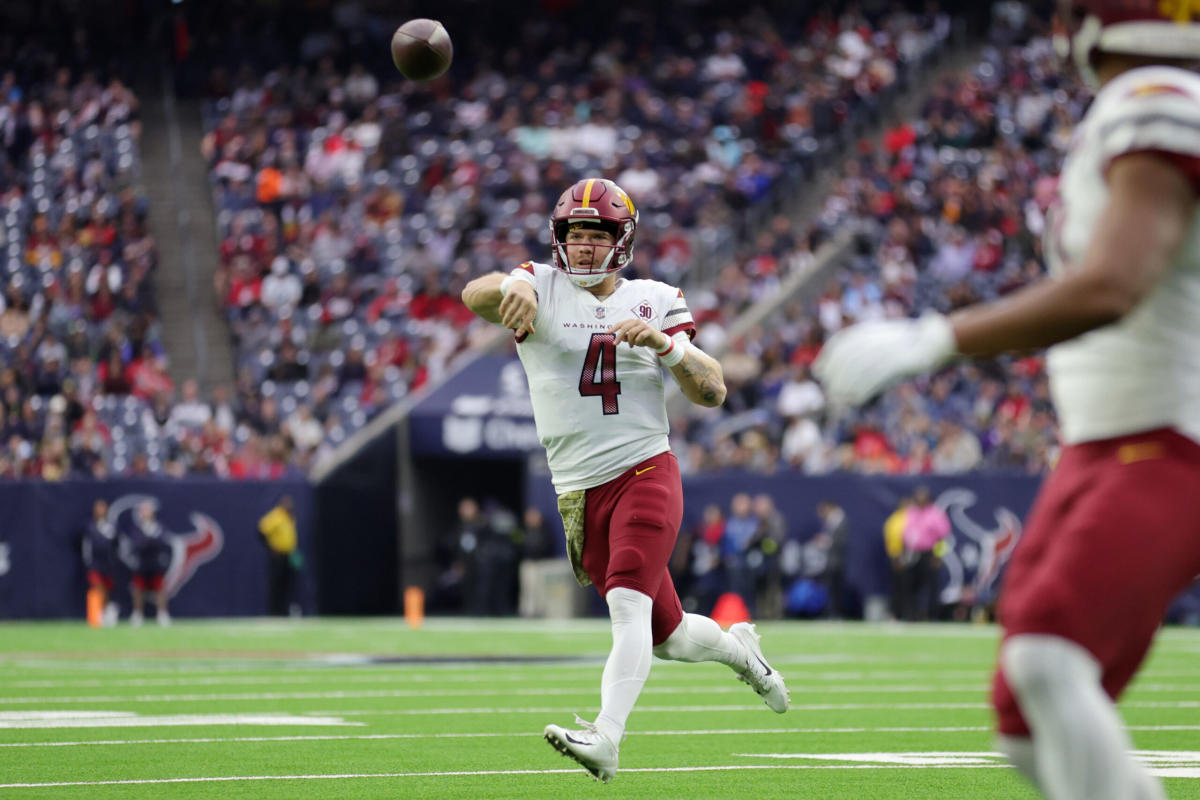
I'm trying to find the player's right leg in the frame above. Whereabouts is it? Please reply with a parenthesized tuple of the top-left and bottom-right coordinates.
(992, 429, 1200, 800)
(544, 583, 648, 783)
(544, 453, 681, 781)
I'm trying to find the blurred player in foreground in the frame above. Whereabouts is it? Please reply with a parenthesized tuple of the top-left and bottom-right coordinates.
(815, 3, 1200, 798)
(464, 178, 789, 782)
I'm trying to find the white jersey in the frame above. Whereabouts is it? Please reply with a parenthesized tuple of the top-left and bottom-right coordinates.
(1047, 66, 1200, 444)
(513, 261, 696, 492)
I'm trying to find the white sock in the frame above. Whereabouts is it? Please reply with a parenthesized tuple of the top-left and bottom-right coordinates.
(653, 613, 747, 671)
(593, 587, 653, 745)
(1001, 635, 1166, 800)
(995, 734, 1040, 791)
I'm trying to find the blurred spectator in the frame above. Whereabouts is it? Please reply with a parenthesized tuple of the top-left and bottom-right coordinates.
(749, 493, 786, 619)
(813, 500, 851, 619)
(82, 498, 119, 627)
(121, 501, 172, 627)
(258, 494, 301, 616)
(883, 494, 911, 620)
(898, 486, 950, 621)
(721, 493, 759, 613)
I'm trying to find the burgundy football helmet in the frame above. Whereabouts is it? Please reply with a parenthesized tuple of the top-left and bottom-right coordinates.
(1056, 0, 1200, 86)
(549, 178, 639, 288)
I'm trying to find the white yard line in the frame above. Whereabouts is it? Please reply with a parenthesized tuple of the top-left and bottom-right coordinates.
(0, 684, 998, 704)
(5, 722, 1200, 749)
(12, 682, 1200, 705)
(331, 702, 992, 715)
(325, 698, 1200, 716)
(0, 669, 999, 689)
(0, 725, 997, 748)
(0, 763, 1014, 789)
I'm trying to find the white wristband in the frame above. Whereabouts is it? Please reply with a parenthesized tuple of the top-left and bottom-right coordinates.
(499, 269, 535, 297)
(656, 336, 687, 367)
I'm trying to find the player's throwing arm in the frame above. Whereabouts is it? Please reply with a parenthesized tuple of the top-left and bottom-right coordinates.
(462, 270, 538, 337)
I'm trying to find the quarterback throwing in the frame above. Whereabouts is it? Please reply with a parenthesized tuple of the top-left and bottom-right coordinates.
(463, 177, 789, 783)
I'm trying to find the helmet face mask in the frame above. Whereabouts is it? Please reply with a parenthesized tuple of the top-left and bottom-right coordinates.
(550, 178, 638, 288)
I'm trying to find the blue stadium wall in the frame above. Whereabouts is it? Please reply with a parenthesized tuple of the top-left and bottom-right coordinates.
(528, 472, 1041, 612)
(0, 479, 314, 619)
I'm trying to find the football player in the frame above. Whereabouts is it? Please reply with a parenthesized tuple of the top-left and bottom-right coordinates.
(814, 3, 1200, 799)
(463, 178, 789, 782)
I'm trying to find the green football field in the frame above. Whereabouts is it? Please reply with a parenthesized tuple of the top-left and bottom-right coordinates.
(2, 619, 1200, 799)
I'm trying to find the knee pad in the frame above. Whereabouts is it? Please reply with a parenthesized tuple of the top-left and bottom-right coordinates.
(606, 586, 652, 624)
(652, 615, 688, 660)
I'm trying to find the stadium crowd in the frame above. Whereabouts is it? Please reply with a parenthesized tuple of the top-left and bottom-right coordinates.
(0, 2, 1078, 482)
(199, 1, 950, 477)
(672, 14, 1079, 477)
(0, 58, 171, 479)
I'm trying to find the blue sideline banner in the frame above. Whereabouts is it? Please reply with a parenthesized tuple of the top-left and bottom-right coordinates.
(0, 479, 313, 619)
(528, 472, 1041, 611)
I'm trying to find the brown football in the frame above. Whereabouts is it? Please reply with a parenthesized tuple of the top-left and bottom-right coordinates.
(390, 19, 453, 82)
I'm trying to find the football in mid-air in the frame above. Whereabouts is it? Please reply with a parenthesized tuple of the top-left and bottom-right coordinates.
(391, 19, 453, 81)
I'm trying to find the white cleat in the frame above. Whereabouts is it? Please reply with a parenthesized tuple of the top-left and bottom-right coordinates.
(156, 610, 171, 627)
(543, 714, 620, 783)
(730, 622, 790, 713)
(129, 610, 144, 628)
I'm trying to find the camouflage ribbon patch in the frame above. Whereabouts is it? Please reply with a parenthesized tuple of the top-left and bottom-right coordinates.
(556, 489, 591, 588)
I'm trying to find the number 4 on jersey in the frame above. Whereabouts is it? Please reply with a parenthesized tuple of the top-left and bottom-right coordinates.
(579, 333, 621, 414)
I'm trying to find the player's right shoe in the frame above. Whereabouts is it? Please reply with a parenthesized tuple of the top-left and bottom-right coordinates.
(543, 714, 619, 783)
(730, 622, 790, 713)
(129, 610, 144, 628)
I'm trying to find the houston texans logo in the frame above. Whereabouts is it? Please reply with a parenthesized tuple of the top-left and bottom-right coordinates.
(164, 512, 224, 597)
(934, 487, 1023, 605)
(107, 494, 224, 598)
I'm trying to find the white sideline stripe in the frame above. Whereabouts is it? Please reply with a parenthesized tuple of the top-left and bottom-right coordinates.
(0, 726, 995, 748)
(327, 697, 1200, 716)
(0, 712, 360, 730)
(43, 680, 1200, 704)
(331, 702, 991, 716)
(0, 684, 1013, 704)
(0, 669, 1000, 690)
(8, 722, 1200, 749)
(0, 653, 998, 672)
(0, 764, 1015, 789)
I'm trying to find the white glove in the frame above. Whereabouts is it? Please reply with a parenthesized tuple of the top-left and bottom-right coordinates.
(813, 313, 957, 407)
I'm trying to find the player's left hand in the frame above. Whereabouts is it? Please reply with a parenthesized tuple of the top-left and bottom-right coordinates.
(608, 318, 669, 351)
(813, 313, 957, 406)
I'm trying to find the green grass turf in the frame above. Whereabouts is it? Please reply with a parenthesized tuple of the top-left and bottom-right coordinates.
(1, 619, 1199, 799)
